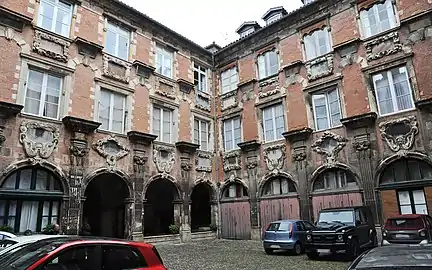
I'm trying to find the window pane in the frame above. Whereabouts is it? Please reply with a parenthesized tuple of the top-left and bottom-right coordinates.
(304, 35, 316, 60)
(19, 169, 32, 189)
(162, 110, 171, 142)
(373, 72, 394, 114)
(415, 204, 428, 215)
(25, 70, 44, 115)
(44, 75, 61, 118)
(117, 35, 129, 60)
(106, 29, 117, 56)
(55, 8, 70, 36)
(99, 90, 111, 130)
(19, 201, 39, 232)
(35, 170, 48, 190)
(398, 191, 411, 205)
(39, 1, 55, 31)
(392, 67, 413, 111)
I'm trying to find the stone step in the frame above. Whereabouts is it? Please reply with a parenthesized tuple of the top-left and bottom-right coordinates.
(191, 231, 217, 241)
(141, 234, 181, 245)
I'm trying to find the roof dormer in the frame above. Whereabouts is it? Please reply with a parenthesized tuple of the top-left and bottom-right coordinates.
(236, 21, 261, 38)
(205, 42, 222, 53)
(301, 0, 316, 5)
(262, 6, 287, 26)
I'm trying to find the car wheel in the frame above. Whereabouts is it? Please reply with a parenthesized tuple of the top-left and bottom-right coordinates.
(265, 248, 273, 255)
(306, 251, 319, 260)
(348, 239, 360, 260)
(293, 242, 302, 255)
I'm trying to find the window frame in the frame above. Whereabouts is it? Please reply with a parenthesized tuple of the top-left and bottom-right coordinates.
(98, 89, 127, 134)
(397, 189, 429, 215)
(240, 27, 254, 38)
(311, 88, 342, 131)
(257, 50, 279, 79)
(105, 21, 130, 61)
(313, 170, 358, 192)
(222, 116, 241, 151)
(37, 0, 73, 37)
(266, 13, 282, 25)
(193, 118, 210, 151)
(262, 103, 285, 143)
(194, 63, 208, 92)
(303, 28, 332, 61)
(155, 45, 174, 78)
(359, 0, 398, 39)
(152, 106, 173, 144)
(220, 67, 238, 94)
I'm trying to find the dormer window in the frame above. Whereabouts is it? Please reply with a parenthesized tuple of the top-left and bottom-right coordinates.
(240, 28, 254, 38)
(262, 6, 287, 26)
(236, 21, 261, 38)
(266, 13, 282, 25)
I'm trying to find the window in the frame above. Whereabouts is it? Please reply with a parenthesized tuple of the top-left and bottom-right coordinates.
(37, 0, 72, 37)
(194, 118, 210, 151)
(360, 0, 397, 38)
(257, 51, 279, 79)
(221, 67, 238, 94)
(302, 221, 315, 230)
(156, 46, 173, 78)
(266, 13, 282, 25)
(313, 170, 358, 191)
(223, 183, 248, 198)
(240, 28, 254, 38)
(303, 28, 331, 60)
(312, 88, 341, 131)
(381, 158, 432, 185)
(223, 117, 241, 151)
(372, 66, 414, 116)
(262, 103, 285, 142)
(398, 189, 428, 215)
(153, 107, 173, 143)
(24, 69, 62, 119)
(0, 168, 63, 233)
(44, 245, 100, 270)
(262, 178, 297, 196)
(99, 89, 127, 133)
(194, 64, 208, 92)
(105, 22, 130, 61)
(102, 245, 148, 270)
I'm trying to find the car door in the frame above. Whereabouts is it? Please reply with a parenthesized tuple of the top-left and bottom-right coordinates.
(355, 209, 369, 247)
(295, 222, 307, 244)
(36, 244, 102, 270)
(101, 244, 149, 270)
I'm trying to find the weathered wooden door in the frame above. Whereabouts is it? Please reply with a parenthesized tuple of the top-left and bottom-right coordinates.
(260, 197, 300, 230)
(312, 192, 363, 220)
(220, 200, 251, 240)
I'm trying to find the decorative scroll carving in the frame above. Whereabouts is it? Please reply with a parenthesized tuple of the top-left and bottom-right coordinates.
(220, 90, 238, 111)
(312, 131, 347, 162)
(222, 151, 241, 172)
(263, 143, 286, 174)
(258, 88, 280, 99)
(102, 54, 132, 83)
(306, 54, 334, 81)
(92, 135, 130, 168)
(195, 151, 212, 172)
(379, 116, 418, 152)
(353, 140, 371, 152)
(155, 76, 176, 100)
(293, 151, 306, 162)
(133, 155, 147, 166)
(153, 144, 176, 174)
(258, 75, 279, 87)
(33, 30, 70, 63)
(195, 92, 211, 112)
(180, 157, 192, 171)
(19, 121, 60, 159)
(246, 156, 258, 169)
(365, 32, 402, 62)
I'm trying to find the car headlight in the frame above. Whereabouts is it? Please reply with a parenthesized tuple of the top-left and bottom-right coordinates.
(382, 230, 387, 237)
(337, 234, 343, 240)
(420, 230, 426, 237)
(307, 235, 312, 241)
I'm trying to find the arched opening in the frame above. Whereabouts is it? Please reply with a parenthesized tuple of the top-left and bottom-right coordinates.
(83, 174, 129, 238)
(261, 176, 297, 196)
(221, 182, 248, 199)
(312, 168, 358, 192)
(191, 183, 213, 232)
(144, 178, 179, 236)
(0, 167, 64, 234)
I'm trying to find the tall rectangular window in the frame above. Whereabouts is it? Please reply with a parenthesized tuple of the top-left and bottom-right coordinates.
(372, 66, 414, 116)
(153, 107, 173, 143)
(221, 67, 238, 94)
(37, 0, 72, 37)
(257, 51, 279, 79)
(105, 22, 130, 61)
(156, 46, 173, 78)
(398, 190, 428, 215)
(312, 88, 342, 131)
(194, 64, 208, 92)
(303, 28, 331, 60)
(223, 117, 241, 151)
(194, 118, 209, 151)
(99, 89, 127, 133)
(262, 104, 285, 142)
(24, 69, 62, 119)
(360, 0, 397, 38)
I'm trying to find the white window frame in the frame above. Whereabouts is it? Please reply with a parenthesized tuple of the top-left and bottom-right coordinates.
(98, 89, 127, 133)
(312, 88, 342, 131)
(303, 28, 331, 61)
(262, 103, 285, 143)
(372, 66, 415, 116)
(194, 118, 210, 151)
(257, 50, 279, 79)
(240, 27, 254, 38)
(37, 0, 73, 37)
(398, 189, 428, 215)
(360, 0, 397, 38)
(221, 67, 238, 94)
(24, 69, 63, 120)
(266, 13, 282, 25)
(194, 64, 208, 92)
(155, 46, 174, 78)
(153, 106, 173, 143)
(223, 117, 241, 151)
(105, 21, 130, 61)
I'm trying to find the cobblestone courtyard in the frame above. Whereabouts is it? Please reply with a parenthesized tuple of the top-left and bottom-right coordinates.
(156, 239, 351, 270)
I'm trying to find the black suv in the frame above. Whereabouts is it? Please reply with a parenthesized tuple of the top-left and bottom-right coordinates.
(305, 206, 378, 260)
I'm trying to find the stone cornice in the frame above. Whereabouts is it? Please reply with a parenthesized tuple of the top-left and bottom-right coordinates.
(340, 112, 377, 129)
(62, 116, 101, 134)
(238, 140, 261, 152)
(175, 141, 200, 154)
(282, 128, 313, 143)
(127, 131, 158, 145)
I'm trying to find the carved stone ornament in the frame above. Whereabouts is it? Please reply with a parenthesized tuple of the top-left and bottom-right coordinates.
(222, 151, 241, 172)
(133, 155, 147, 166)
(19, 121, 60, 159)
(195, 151, 212, 172)
(155, 76, 176, 100)
(92, 134, 130, 168)
(258, 75, 279, 88)
(312, 131, 348, 162)
(102, 54, 132, 83)
(293, 151, 306, 162)
(364, 31, 402, 62)
(70, 141, 88, 157)
(246, 156, 258, 169)
(306, 54, 334, 81)
(195, 92, 211, 112)
(180, 157, 192, 171)
(263, 143, 286, 174)
(353, 140, 371, 152)
(153, 144, 176, 174)
(33, 30, 70, 63)
(258, 88, 280, 99)
(379, 116, 419, 152)
(220, 90, 238, 111)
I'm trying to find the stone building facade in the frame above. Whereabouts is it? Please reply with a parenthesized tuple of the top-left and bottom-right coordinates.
(0, 0, 431, 241)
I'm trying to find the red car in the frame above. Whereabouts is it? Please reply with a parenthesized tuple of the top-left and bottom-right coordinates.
(0, 236, 167, 270)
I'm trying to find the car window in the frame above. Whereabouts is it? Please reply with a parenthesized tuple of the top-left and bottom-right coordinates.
(296, 222, 305, 231)
(278, 223, 291, 231)
(42, 245, 100, 270)
(0, 239, 17, 249)
(302, 221, 314, 230)
(355, 209, 366, 224)
(102, 245, 148, 270)
(266, 223, 280, 231)
(385, 217, 425, 230)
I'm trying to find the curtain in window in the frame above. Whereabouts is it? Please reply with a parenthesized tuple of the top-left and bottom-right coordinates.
(392, 67, 413, 111)
(162, 110, 171, 142)
(44, 75, 61, 118)
(25, 70, 43, 115)
(374, 72, 394, 115)
(224, 120, 233, 150)
(99, 90, 111, 130)
(19, 201, 39, 232)
(112, 94, 124, 133)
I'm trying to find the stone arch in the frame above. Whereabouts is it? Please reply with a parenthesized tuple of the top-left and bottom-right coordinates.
(219, 177, 249, 200)
(143, 173, 182, 200)
(188, 177, 217, 202)
(309, 162, 362, 193)
(0, 158, 70, 196)
(83, 167, 133, 198)
(258, 171, 299, 197)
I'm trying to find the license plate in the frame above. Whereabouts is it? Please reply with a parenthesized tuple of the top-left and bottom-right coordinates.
(395, 234, 410, 239)
(270, 245, 280, 249)
(317, 249, 330, 253)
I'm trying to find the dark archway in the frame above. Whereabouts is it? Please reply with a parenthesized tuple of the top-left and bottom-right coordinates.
(144, 178, 179, 236)
(83, 174, 129, 238)
(191, 183, 213, 231)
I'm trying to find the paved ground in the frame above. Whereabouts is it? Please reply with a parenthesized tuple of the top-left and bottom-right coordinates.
(156, 239, 351, 270)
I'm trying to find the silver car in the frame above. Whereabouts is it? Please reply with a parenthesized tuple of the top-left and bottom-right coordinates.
(0, 235, 69, 257)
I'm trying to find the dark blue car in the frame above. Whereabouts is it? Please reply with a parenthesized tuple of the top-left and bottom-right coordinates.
(262, 220, 315, 255)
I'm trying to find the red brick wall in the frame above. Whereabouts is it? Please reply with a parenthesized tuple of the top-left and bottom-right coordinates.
(242, 99, 259, 142)
(178, 100, 191, 141)
(412, 39, 432, 99)
(397, 0, 432, 21)
(330, 8, 360, 46)
(423, 187, 432, 213)
(280, 34, 303, 65)
(0, 0, 33, 18)
(135, 34, 151, 65)
(381, 190, 400, 223)
(131, 85, 149, 133)
(176, 53, 190, 81)
(286, 83, 308, 130)
(0, 39, 20, 103)
(76, 7, 101, 46)
(238, 55, 255, 83)
(70, 65, 93, 120)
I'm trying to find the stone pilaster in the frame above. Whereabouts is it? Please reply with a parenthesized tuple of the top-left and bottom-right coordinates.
(0, 101, 23, 151)
(283, 128, 313, 221)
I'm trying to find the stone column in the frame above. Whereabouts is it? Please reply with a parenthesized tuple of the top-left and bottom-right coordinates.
(124, 198, 134, 240)
(62, 116, 101, 235)
(238, 140, 261, 240)
(283, 128, 313, 221)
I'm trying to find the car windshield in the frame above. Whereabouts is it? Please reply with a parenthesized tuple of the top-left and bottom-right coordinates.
(318, 211, 354, 224)
(0, 240, 64, 270)
(385, 217, 424, 230)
